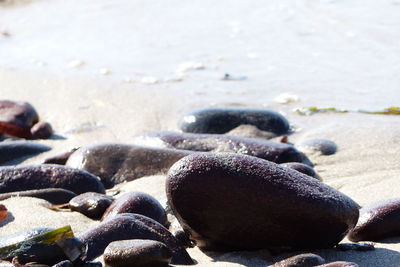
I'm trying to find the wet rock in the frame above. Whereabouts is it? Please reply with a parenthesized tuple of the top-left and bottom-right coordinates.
(66, 143, 192, 188)
(78, 213, 193, 265)
(0, 165, 105, 195)
(0, 204, 7, 222)
(335, 242, 374, 251)
(0, 141, 51, 165)
(297, 139, 337, 155)
(0, 100, 39, 138)
(43, 148, 79, 165)
(69, 192, 114, 219)
(133, 132, 312, 166)
(30, 121, 53, 139)
(273, 253, 325, 266)
(166, 153, 359, 250)
(348, 198, 400, 242)
(315, 262, 359, 267)
(0, 188, 77, 205)
(280, 162, 321, 180)
(101, 192, 167, 226)
(103, 239, 172, 267)
(178, 107, 290, 135)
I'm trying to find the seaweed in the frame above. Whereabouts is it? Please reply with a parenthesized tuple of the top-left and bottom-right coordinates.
(293, 106, 400, 116)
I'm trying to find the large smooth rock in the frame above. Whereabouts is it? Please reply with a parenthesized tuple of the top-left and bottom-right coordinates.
(134, 131, 312, 166)
(103, 239, 172, 267)
(166, 153, 359, 250)
(101, 191, 167, 226)
(0, 141, 51, 165)
(0, 100, 39, 138)
(0, 165, 105, 195)
(178, 108, 290, 135)
(66, 143, 192, 188)
(78, 213, 193, 265)
(348, 198, 400, 242)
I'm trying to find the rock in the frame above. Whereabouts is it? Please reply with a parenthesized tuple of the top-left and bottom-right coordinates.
(0, 204, 7, 222)
(335, 242, 374, 251)
(43, 148, 79, 165)
(53, 260, 73, 267)
(0, 100, 39, 138)
(166, 153, 359, 250)
(0, 188, 77, 205)
(66, 143, 192, 188)
(0, 165, 105, 195)
(101, 191, 167, 226)
(315, 262, 359, 267)
(297, 139, 337, 155)
(280, 162, 321, 180)
(178, 107, 290, 135)
(69, 192, 114, 219)
(0, 141, 51, 165)
(273, 253, 325, 266)
(348, 198, 400, 242)
(30, 121, 53, 139)
(133, 132, 312, 166)
(103, 239, 172, 267)
(78, 213, 193, 265)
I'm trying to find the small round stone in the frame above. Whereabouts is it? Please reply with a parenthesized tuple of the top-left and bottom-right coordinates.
(297, 138, 337, 155)
(348, 198, 400, 242)
(104, 239, 172, 267)
(273, 253, 325, 266)
(69, 192, 114, 219)
(30, 121, 53, 139)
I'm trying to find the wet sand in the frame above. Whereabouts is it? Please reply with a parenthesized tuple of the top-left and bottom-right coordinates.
(1, 1, 400, 266)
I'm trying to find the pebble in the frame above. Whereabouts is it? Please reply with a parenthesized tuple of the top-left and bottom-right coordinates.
(0, 100, 39, 138)
(0, 204, 7, 222)
(166, 153, 359, 250)
(297, 139, 337, 155)
(280, 162, 321, 180)
(315, 262, 359, 267)
(30, 121, 53, 139)
(101, 191, 167, 226)
(272, 253, 325, 266)
(0, 188, 77, 205)
(78, 213, 193, 265)
(0, 165, 105, 195)
(348, 198, 400, 242)
(103, 239, 172, 267)
(178, 107, 291, 135)
(43, 148, 79, 165)
(69, 192, 114, 219)
(66, 143, 192, 188)
(133, 132, 312, 166)
(0, 141, 51, 165)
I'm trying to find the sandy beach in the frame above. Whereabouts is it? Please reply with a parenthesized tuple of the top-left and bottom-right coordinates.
(1, 1, 400, 266)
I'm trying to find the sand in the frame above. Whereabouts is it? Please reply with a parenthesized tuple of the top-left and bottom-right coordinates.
(1, 0, 400, 266)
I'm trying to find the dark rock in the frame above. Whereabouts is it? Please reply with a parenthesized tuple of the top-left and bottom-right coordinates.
(0, 100, 39, 138)
(178, 107, 290, 135)
(315, 262, 359, 267)
(0, 141, 51, 165)
(101, 192, 167, 226)
(103, 239, 172, 267)
(171, 228, 194, 248)
(43, 148, 79, 165)
(66, 143, 192, 188)
(166, 153, 359, 250)
(335, 242, 374, 251)
(273, 253, 325, 266)
(297, 139, 337, 155)
(0, 188, 77, 205)
(0, 165, 105, 195)
(69, 192, 114, 219)
(30, 121, 53, 139)
(78, 213, 193, 265)
(134, 131, 312, 166)
(280, 162, 321, 180)
(52, 260, 73, 267)
(348, 198, 400, 242)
